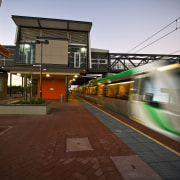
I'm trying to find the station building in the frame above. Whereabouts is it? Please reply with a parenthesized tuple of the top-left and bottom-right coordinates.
(3, 15, 178, 101)
(0, 15, 109, 100)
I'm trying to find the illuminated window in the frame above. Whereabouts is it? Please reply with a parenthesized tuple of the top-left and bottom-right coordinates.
(17, 43, 35, 64)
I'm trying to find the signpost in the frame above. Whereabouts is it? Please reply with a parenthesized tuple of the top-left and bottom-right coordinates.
(0, 45, 10, 58)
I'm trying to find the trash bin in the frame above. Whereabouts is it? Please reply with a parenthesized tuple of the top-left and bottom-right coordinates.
(60, 94, 64, 102)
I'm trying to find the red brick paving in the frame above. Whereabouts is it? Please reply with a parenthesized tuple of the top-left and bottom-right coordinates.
(0, 96, 136, 179)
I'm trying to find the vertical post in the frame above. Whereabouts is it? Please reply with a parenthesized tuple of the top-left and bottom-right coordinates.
(24, 74, 27, 103)
(88, 32, 91, 69)
(35, 39, 49, 99)
(65, 75, 69, 102)
(4, 57, 5, 66)
(22, 76, 24, 97)
(40, 43, 42, 98)
(30, 73, 33, 98)
(10, 73, 12, 98)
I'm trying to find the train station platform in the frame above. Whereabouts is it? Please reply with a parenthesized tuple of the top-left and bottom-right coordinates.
(0, 95, 179, 179)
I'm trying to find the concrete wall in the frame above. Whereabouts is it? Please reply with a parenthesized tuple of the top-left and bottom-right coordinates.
(0, 73, 8, 100)
(35, 39, 68, 65)
(0, 103, 51, 115)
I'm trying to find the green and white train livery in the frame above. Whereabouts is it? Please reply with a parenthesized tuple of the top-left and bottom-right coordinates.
(76, 61, 180, 142)
(129, 61, 180, 141)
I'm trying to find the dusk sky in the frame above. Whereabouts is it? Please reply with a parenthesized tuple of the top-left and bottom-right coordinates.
(0, 0, 180, 55)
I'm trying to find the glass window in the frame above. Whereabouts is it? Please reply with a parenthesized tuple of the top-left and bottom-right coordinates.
(91, 59, 107, 64)
(68, 46, 87, 68)
(106, 84, 119, 98)
(17, 43, 35, 64)
(74, 52, 80, 68)
(0, 76, 4, 92)
(100, 59, 107, 64)
(92, 59, 98, 64)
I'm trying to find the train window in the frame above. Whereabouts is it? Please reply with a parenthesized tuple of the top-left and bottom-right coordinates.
(97, 84, 104, 96)
(131, 78, 141, 101)
(82, 87, 86, 94)
(90, 86, 97, 95)
(103, 85, 107, 96)
(106, 84, 119, 98)
(117, 82, 131, 100)
(139, 75, 170, 105)
(85, 87, 89, 94)
(140, 77, 153, 96)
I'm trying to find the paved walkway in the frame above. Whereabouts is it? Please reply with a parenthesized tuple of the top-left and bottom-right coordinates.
(0, 96, 178, 179)
(80, 98, 180, 180)
(0, 96, 134, 179)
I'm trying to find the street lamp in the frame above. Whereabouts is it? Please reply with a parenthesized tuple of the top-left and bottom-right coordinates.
(35, 40, 49, 98)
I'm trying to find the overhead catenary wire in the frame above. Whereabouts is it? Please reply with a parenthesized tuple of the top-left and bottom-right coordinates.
(170, 49, 180, 55)
(128, 17, 180, 53)
(134, 26, 180, 53)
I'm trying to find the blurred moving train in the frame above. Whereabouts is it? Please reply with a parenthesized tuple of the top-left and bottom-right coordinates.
(74, 61, 180, 142)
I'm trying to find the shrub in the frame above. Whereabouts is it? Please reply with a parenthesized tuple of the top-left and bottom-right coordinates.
(13, 97, 46, 104)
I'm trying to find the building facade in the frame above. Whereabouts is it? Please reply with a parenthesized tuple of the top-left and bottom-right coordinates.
(1, 15, 92, 100)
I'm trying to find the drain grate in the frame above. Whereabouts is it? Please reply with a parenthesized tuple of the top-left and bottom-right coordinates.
(66, 137, 93, 152)
(111, 155, 162, 180)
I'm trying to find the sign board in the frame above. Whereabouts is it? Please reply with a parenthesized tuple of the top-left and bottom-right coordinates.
(0, 45, 10, 58)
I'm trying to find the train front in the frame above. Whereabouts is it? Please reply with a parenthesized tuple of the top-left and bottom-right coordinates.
(129, 61, 180, 141)
(157, 62, 180, 140)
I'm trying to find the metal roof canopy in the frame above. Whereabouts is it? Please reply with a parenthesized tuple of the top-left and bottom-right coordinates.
(12, 15, 92, 32)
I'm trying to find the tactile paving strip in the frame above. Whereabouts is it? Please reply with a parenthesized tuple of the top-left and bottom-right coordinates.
(66, 137, 93, 152)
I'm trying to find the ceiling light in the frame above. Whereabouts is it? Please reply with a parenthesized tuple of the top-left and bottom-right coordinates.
(24, 44, 30, 48)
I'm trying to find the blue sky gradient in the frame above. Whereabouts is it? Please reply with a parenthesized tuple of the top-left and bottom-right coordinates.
(0, 0, 180, 54)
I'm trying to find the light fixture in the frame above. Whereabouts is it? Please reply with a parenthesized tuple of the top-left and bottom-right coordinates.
(24, 44, 30, 48)
(17, 73, 21, 76)
(74, 75, 78, 78)
(81, 48, 86, 52)
(46, 74, 50, 77)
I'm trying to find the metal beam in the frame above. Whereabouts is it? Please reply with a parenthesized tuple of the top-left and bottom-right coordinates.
(108, 53, 180, 73)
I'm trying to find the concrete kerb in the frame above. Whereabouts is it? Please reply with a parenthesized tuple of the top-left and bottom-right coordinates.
(0, 102, 52, 115)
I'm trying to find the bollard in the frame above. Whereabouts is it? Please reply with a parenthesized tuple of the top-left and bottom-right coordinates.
(60, 94, 64, 103)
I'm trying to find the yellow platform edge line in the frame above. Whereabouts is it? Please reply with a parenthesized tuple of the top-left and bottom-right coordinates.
(0, 126, 13, 136)
(83, 99, 180, 157)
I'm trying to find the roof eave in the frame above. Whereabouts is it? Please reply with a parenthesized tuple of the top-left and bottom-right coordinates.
(12, 15, 92, 32)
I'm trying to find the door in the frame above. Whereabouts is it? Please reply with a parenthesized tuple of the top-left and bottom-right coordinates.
(74, 52, 80, 68)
